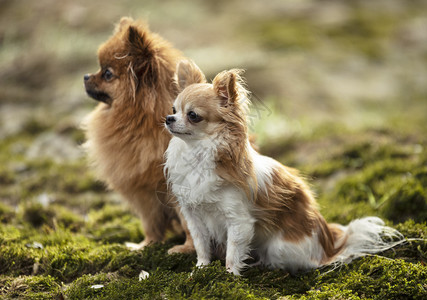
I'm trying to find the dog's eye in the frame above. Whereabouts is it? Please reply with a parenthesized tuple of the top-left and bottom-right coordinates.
(187, 111, 203, 123)
(103, 69, 113, 81)
(172, 106, 176, 114)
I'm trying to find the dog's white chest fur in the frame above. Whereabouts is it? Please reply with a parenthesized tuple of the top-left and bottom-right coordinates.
(165, 137, 222, 204)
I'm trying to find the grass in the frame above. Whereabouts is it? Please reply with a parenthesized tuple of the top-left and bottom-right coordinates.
(0, 125, 426, 299)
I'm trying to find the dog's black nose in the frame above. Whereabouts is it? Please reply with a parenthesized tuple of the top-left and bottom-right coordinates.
(84, 74, 91, 81)
(165, 115, 176, 125)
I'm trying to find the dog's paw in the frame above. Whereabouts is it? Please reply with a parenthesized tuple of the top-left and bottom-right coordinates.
(226, 261, 241, 276)
(196, 259, 210, 268)
(226, 267, 241, 276)
(167, 244, 196, 255)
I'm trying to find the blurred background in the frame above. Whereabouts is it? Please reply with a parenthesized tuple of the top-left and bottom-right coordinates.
(0, 0, 426, 224)
(2, 0, 427, 141)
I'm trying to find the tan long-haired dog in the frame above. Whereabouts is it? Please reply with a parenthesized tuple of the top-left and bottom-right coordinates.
(83, 17, 194, 253)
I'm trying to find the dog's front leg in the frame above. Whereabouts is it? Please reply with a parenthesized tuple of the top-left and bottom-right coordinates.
(181, 206, 211, 267)
(225, 220, 254, 275)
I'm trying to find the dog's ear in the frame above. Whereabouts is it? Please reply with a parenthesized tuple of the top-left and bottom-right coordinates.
(175, 60, 206, 91)
(115, 17, 134, 33)
(126, 26, 158, 88)
(213, 70, 243, 106)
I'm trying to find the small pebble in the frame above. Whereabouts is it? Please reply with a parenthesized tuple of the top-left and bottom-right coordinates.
(25, 242, 44, 249)
(90, 284, 104, 289)
(139, 270, 150, 281)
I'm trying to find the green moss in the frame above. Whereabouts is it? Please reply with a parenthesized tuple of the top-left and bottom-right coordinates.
(323, 11, 395, 60)
(244, 5, 423, 60)
(0, 275, 63, 299)
(0, 202, 15, 223)
(305, 138, 416, 179)
(0, 168, 15, 185)
(320, 257, 427, 300)
(18, 201, 84, 232)
(0, 224, 22, 243)
(22, 118, 50, 136)
(64, 273, 122, 299)
(65, 262, 273, 299)
(87, 204, 131, 224)
(53, 205, 86, 232)
(383, 173, 427, 223)
(1, 126, 426, 299)
(42, 245, 114, 281)
(62, 250, 427, 299)
(293, 129, 427, 224)
(302, 159, 346, 178)
(70, 127, 86, 145)
(12, 159, 104, 201)
(86, 204, 144, 244)
(396, 220, 427, 240)
(113, 241, 195, 274)
(0, 244, 38, 276)
(244, 267, 316, 297)
(247, 18, 317, 51)
(391, 221, 427, 264)
(328, 161, 427, 222)
(294, 288, 362, 300)
(3, 128, 425, 299)
(21, 202, 56, 228)
(1, 216, 426, 299)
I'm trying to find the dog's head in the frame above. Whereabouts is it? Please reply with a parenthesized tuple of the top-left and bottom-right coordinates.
(165, 60, 248, 142)
(84, 17, 160, 108)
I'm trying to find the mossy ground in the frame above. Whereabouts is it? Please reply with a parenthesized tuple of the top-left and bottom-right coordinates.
(1, 0, 427, 299)
(1, 124, 426, 299)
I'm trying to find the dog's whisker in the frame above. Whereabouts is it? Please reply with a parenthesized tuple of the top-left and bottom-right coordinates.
(158, 120, 167, 129)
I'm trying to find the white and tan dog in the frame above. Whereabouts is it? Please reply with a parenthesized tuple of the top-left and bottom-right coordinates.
(164, 60, 402, 275)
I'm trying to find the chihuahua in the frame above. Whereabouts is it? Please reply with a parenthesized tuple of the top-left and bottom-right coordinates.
(164, 60, 402, 275)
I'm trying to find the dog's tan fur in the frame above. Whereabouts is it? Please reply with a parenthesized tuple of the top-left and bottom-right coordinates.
(83, 17, 194, 253)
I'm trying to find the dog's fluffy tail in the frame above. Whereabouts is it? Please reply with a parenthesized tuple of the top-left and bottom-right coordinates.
(327, 217, 404, 266)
